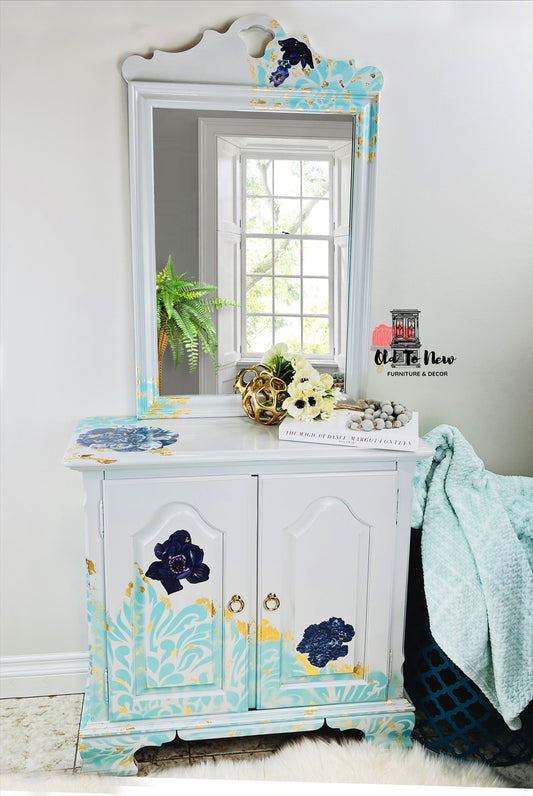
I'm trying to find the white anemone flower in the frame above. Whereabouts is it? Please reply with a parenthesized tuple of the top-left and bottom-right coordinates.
(262, 342, 290, 368)
(291, 366, 321, 391)
(283, 388, 324, 420)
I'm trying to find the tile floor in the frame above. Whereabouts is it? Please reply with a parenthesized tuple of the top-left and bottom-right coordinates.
(0, 694, 532, 788)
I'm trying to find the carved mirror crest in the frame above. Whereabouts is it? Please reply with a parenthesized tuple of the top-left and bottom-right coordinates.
(121, 15, 383, 418)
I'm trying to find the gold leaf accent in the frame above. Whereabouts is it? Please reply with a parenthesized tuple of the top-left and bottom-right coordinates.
(86, 559, 96, 576)
(259, 619, 280, 642)
(296, 653, 321, 676)
(224, 608, 248, 637)
(196, 598, 215, 616)
(150, 447, 172, 456)
(125, 582, 133, 598)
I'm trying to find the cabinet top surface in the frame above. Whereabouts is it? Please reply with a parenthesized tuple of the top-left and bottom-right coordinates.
(64, 416, 434, 472)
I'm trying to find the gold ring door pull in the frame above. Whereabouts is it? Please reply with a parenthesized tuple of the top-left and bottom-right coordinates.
(263, 593, 280, 611)
(227, 594, 245, 613)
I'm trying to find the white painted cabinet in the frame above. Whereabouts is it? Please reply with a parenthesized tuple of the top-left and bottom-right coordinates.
(103, 475, 256, 721)
(257, 472, 397, 710)
(65, 417, 432, 774)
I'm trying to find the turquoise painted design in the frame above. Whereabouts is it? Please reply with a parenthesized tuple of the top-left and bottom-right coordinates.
(137, 373, 193, 419)
(251, 22, 382, 95)
(106, 575, 248, 720)
(328, 711, 415, 747)
(78, 729, 176, 775)
(84, 560, 108, 723)
(388, 671, 404, 700)
(75, 416, 139, 433)
(86, 565, 389, 723)
(180, 717, 324, 741)
(134, 587, 217, 692)
(297, 617, 355, 668)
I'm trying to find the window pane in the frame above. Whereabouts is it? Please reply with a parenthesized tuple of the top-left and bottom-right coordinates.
(274, 317, 301, 352)
(274, 277, 301, 314)
(303, 317, 330, 354)
(302, 199, 329, 235)
(247, 316, 273, 353)
(274, 159, 300, 196)
(274, 239, 300, 275)
(302, 161, 329, 197)
(246, 197, 272, 233)
(302, 240, 329, 276)
(246, 159, 272, 195)
(246, 276, 272, 314)
(246, 238, 272, 275)
(303, 278, 329, 315)
(274, 198, 300, 234)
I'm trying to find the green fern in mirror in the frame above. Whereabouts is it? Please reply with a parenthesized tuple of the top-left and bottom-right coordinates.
(156, 256, 236, 387)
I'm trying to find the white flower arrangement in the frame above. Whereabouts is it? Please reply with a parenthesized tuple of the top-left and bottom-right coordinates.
(261, 343, 342, 422)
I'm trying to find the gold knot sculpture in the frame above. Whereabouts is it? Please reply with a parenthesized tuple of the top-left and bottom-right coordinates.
(233, 365, 288, 425)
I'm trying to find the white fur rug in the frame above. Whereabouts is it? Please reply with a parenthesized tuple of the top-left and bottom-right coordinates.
(0, 737, 510, 793)
(157, 736, 508, 788)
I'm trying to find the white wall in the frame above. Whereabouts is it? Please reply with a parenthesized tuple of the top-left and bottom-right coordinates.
(1, 1, 531, 693)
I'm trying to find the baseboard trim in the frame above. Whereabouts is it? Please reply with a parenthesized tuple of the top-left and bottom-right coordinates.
(0, 652, 88, 698)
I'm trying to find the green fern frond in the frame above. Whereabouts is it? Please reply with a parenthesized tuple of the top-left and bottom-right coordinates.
(156, 255, 237, 372)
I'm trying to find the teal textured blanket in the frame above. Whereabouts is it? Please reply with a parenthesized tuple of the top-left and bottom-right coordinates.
(411, 425, 533, 729)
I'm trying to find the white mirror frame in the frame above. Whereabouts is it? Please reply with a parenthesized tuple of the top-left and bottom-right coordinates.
(122, 15, 383, 419)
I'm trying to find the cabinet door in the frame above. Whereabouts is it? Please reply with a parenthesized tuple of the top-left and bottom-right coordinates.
(257, 471, 397, 709)
(103, 475, 255, 721)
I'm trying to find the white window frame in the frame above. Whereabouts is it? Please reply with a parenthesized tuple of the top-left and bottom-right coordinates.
(241, 149, 336, 363)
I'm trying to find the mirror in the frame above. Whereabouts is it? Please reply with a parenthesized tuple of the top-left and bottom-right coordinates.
(154, 109, 353, 397)
(122, 15, 382, 418)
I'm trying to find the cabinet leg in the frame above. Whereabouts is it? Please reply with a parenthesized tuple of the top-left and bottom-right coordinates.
(78, 729, 176, 775)
(359, 713, 414, 747)
(328, 712, 414, 748)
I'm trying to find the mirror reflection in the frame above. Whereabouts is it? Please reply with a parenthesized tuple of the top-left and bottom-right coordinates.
(153, 109, 353, 397)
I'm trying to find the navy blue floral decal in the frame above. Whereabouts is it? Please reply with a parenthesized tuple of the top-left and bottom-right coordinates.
(269, 37, 314, 87)
(145, 530, 210, 595)
(77, 426, 179, 452)
(296, 617, 355, 668)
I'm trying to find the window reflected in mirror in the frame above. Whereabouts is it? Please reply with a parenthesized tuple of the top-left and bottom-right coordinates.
(153, 110, 353, 397)
(244, 156, 332, 358)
